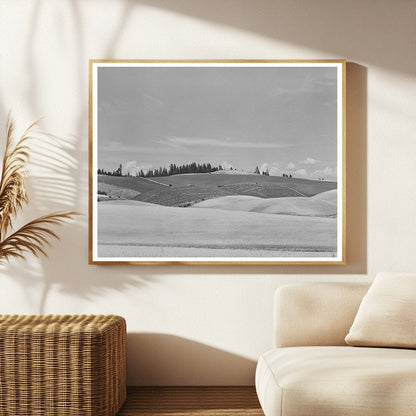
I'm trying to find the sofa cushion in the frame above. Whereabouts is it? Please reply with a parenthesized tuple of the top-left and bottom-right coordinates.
(274, 283, 370, 348)
(345, 272, 416, 348)
(256, 346, 416, 416)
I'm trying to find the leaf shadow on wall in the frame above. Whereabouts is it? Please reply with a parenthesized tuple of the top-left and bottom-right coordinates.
(0, 0, 161, 313)
(126, 333, 257, 386)
(0, 128, 158, 314)
(135, 0, 412, 76)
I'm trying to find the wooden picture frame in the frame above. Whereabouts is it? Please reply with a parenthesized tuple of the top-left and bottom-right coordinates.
(89, 60, 346, 265)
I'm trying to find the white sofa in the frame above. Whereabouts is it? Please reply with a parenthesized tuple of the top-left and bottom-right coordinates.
(255, 282, 416, 416)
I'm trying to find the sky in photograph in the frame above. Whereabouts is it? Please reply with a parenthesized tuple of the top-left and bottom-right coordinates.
(97, 64, 339, 180)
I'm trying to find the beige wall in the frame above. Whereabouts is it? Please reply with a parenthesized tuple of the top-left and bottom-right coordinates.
(0, 0, 415, 385)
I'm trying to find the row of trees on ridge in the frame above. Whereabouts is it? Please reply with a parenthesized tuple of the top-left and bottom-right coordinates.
(254, 166, 293, 178)
(97, 162, 225, 178)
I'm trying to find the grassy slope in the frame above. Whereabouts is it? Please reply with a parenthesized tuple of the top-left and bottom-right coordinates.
(155, 172, 336, 194)
(98, 173, 337, 206)
(98, 174, 166, 193)
(97, 200, 336, 256)
(98, 182, 141, 200)
(193, 190, 337, 217)
(136, 185, 234, 206)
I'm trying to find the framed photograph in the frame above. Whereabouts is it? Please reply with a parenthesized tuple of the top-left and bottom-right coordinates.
(89, 60, 346, 265)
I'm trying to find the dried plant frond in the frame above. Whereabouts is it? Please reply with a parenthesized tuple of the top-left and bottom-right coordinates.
(0, 117, 39, 237)
(0, 212, 78, 264)
(0, 115, 80, 265)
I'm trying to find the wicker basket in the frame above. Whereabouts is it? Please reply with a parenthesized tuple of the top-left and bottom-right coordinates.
(0, 314, 126, 416)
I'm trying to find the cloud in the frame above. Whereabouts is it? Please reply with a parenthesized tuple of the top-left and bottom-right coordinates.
(260, 162, 280, 176)
(285, 159, 318, 172)
(221, 161, 234, 170)
(268, 167, 280, 176)
(294, 169, 307, 177)
(260, 163, 269, 174)
(122, 161, 152, 176)
(301, 157, 319, 165)
(312, 166, 336, 180)
(166, 136, 291, 149)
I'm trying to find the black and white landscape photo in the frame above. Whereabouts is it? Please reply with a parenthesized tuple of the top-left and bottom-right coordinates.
(90, 61, 345, 263)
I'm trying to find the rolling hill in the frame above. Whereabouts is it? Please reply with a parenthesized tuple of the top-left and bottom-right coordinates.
(97, 172, 337, 207)
(192, 190, 337, 217)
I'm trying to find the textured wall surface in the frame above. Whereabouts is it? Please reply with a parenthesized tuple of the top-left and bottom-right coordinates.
(0, 0, 415, 385)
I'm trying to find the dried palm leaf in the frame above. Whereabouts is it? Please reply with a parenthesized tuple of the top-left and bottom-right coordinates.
(0, 117, 38, 238)
(0, 116, 79, 264)
(0, 212, 78, 264)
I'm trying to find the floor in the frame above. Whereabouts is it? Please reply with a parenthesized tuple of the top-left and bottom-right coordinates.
(117, 386, 264, 416)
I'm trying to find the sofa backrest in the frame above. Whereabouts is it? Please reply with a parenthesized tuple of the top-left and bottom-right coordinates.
(274, 282, 370, 348)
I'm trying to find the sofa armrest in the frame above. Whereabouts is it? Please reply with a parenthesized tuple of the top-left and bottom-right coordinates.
(274, 282, 370, 348)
